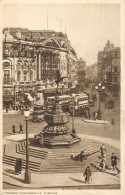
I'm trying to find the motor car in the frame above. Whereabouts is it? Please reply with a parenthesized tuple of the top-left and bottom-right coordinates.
(32, 110, 45, 122)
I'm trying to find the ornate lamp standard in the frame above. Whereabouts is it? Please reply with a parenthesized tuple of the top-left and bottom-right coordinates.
(72, 94, 76, 133)
(95, 82, 105, 120)
(24, 108, 31, 184)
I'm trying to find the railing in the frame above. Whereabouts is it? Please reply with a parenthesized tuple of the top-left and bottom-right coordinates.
(3, 78, 14, 84)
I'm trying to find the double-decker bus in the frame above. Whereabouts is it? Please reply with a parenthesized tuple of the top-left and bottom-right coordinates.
(46, 95, 71, 112)
(32, 105, 45, 122)
(69, 93, 89, 116)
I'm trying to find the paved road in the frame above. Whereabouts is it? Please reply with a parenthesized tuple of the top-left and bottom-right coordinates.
(3, 112, 120, 140)
(3, 98, 120, 190)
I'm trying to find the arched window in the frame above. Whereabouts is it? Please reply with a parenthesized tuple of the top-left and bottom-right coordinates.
(30, 70, 33, 81)
(23, 70, 27, 81)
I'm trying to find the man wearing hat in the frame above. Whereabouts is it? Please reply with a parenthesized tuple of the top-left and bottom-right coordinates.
(111, 153, 118, 171)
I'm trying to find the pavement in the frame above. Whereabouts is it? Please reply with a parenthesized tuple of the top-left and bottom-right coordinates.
(3, 109, 20, 114)
(3, 165, 120, 189)
(83, 119, 111, 125)
(3, 133, 120, 189)
(3, 133, 120, 149)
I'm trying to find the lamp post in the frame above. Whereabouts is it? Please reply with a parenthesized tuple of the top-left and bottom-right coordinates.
(95, 82, 105, 120)
(72, 94, 76, 133)
(13, 85, 16, 110)
(24, 109, 31, 184)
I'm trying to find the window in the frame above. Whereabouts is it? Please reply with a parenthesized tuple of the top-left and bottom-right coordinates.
(30, 72, 33, 81)
(114, 77, 117, 82)
(4, 70, 10, 83)
(17, 73, 21, 81)
(114, 66, 117, 72)
(24, 73, 27, 81)
(107, 66, 111, 72)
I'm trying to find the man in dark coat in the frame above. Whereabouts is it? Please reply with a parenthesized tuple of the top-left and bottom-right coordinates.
(84, 166, 92, 184)
(19, 123, 23, 134)
(15, 158, 22, 174)
(12, 124, 15, 134)
(80, 150, 86, 162)
(111, 153, 119, 171)
(111, 118, 115, 126)
(18, 158, 22, 173)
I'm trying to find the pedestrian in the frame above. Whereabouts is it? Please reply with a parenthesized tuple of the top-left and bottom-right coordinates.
(15, 158, 22, 174)
(86, 110, 88, 119)
(15, 158, 20, 174)
(80, 150, 86, 162)
(102, 154, 107, 171)
(88, 113, 91, 120)
(94, 111, 98, 120)
(100, 144, 106, 158)
(12, 124, 15, 134)
(18, 158, 22, 174)
(111, 153, 119, 171)
(6, 106, 8, 113)
(16, 105, 18, 111)
(85, 109, 88, 119)
(83, 166, 92, 184)
(111, 117, 115, 126)
(97, 109, 101, 120)
(19, 123, 23, 134)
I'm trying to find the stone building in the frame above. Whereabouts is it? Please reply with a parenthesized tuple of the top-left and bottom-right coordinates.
(77, 58, 86, 83)
(106, 47, 120, 93)
(97, 40, 120, 94)
(2, 27, 77, 108)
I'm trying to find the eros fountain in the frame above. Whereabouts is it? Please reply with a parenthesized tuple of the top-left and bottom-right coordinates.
(34, 70, 81, 147)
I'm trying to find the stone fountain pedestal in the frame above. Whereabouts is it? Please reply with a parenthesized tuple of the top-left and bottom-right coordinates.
(34, 95, 81, 148)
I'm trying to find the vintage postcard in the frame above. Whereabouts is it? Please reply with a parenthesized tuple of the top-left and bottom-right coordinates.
(0, 0, 125, 194)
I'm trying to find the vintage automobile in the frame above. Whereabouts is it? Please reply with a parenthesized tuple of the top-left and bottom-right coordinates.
(32, 110, 45, 122)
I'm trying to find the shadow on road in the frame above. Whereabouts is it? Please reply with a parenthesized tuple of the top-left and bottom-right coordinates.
(69, 177, 84, 184)
(5, 169, 15, 175)
(3, 172, 24, 183)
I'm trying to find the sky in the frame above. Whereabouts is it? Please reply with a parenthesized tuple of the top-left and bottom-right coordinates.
(2, 3, 120, 65)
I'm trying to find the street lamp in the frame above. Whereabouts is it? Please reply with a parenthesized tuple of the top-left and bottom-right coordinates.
(24, 108, 31, 184)
(95, 82, 105, 120)
(72, 94, 76, 133)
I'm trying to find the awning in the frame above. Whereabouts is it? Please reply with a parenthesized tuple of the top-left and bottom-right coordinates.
(3, 96, 14, 102)
(24, 93, 34, 101)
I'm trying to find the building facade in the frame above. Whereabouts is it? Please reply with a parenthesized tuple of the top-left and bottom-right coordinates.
(77, 58, 86, 83)
(97, 40, 120, 94)
(2, 27, 77, 108)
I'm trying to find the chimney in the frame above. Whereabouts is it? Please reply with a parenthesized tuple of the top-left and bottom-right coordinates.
(4, 28, 10, 36)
